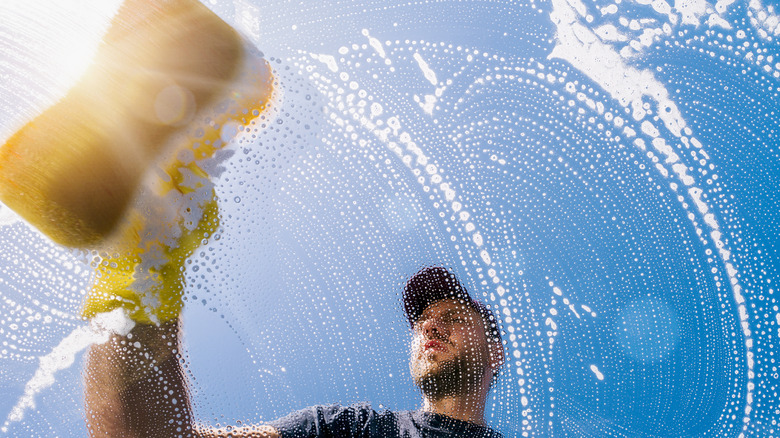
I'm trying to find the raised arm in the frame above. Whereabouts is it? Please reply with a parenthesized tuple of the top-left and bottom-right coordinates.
(84, 321, 191, 437)
(84, 321, 280, 437)
(81, 191, 279, 437)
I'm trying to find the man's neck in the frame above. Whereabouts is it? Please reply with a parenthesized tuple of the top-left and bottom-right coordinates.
(421, 390, 487, 425)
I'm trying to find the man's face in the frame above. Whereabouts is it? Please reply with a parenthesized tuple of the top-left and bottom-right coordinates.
(409, 298, 493, 398)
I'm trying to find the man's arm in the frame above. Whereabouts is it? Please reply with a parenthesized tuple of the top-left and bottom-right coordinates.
(84, 322, 191, 437)
(84, 320, 281, 438)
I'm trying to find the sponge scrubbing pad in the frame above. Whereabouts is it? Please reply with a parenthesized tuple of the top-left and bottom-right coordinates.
(0, 0, 273, 324)
(0, 0, 266, 247)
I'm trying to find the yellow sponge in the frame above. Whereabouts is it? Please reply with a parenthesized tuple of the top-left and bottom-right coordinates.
(0, 0, 274, 323)
(0, 0, 272, 248)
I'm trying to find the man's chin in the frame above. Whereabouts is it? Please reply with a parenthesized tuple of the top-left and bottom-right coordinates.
(412, 353, 449, 380)
(413, 357, 465, 399)
(412, 363, 440, 384)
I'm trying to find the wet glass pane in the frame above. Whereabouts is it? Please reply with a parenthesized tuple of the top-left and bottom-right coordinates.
(0, 0, 778, 436)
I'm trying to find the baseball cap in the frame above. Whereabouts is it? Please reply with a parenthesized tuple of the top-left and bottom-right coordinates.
(402, 266, 501, 344)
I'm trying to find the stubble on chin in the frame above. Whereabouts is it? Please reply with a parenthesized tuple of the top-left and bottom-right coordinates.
(412, 353, 472, 400)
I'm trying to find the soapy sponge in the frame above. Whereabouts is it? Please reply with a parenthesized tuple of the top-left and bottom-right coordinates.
(0, 0, 273, 323)
(0, 0, 270, 248)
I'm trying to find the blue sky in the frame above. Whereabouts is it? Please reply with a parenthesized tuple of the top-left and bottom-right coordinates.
(1, 0, 779, 436)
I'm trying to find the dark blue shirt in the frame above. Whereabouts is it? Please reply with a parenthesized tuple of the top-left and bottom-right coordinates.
(270, 403, 503, 438)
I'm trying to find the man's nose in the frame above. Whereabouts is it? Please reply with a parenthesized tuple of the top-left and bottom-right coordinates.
(421, 316, 447, 336)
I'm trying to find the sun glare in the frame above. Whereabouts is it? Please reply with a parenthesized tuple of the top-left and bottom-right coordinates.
(0, 0, 122, 138)
(38, 0, 122, 90)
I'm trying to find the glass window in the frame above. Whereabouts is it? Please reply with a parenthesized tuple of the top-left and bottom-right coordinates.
(0, 0, 778, 436)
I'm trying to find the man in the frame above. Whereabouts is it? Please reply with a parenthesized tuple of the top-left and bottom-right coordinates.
(85, 266, 505, 438)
